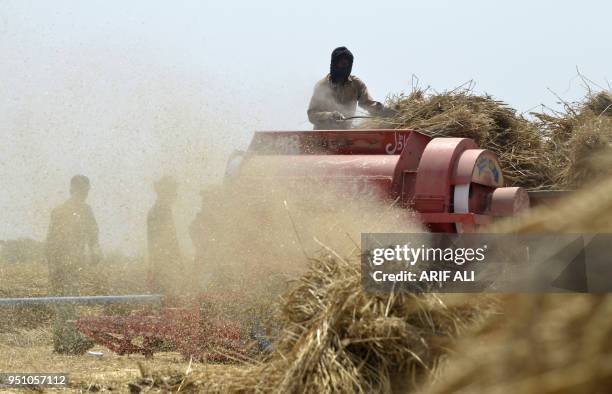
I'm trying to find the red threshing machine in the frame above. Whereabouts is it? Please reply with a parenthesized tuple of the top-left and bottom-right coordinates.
(227, 129, 530, 232)
(74, 129, 531, 360)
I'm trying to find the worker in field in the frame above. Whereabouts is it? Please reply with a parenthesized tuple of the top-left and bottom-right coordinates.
(46, 174, 101, 354)
(147, 176, 183, 296)
(189, 186, 225, 291)
(189, 190, 208, 273)
(307, 46, 395, 129)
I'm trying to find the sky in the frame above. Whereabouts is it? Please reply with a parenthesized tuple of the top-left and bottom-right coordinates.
(1, 0, 610, 254)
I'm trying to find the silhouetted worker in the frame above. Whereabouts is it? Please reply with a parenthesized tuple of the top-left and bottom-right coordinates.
(189, 190, 208, 275)
(307, 46, 393, 130)
(46, 174, 101, 354)
(189, 186, 225, 291)
(147, 176, 182, 295)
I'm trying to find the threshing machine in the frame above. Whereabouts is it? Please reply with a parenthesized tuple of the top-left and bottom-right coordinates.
(71, 128, 531, 359)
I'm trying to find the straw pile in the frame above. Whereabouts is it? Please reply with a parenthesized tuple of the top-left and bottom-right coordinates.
(417, 169, 612, 394)
(419, 294, 612, 394)
(491, 157, 612, 234)
(369, 88, 612, 190)
(368, 87, 555, 189)
(585, 91, 612, 116)
(133, 255, 492, 393)
(533, 91, 612, 188)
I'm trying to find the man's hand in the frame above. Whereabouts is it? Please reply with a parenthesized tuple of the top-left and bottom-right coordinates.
(329, 111, 346, 122)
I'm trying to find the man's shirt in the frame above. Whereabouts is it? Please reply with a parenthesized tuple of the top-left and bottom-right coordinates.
(147, 202, 181, 265)
(307, 74, 384, 129)
(46, 199, 99, 264)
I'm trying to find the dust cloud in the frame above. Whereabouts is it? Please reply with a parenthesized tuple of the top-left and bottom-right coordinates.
(185, 158, 422, 305)
(1, 41, 421, 300)
(1, 45, 253, 257)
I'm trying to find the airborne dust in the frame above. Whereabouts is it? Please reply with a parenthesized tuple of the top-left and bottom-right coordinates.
(0, 42, 422, 323)
(0, 40, 424, 390)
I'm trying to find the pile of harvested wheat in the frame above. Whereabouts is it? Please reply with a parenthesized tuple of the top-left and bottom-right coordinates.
(419, 168, 612, 394)
(368, 88, 612, 190)
(367, 87, 555, 189)
(533, 91, 612, 188)
(420, 294, 612, 394)
(134, 255, 492, 393)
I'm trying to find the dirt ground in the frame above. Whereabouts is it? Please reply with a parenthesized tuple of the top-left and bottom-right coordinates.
(1, 336, 179, 392)
(0, 328, 237, 393)
(0, 261, 235, 393)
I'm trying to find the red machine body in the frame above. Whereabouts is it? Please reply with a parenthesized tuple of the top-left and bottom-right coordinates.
(228, 129, 529, 232)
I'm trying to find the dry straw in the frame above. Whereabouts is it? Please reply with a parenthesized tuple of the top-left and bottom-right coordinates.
(134, 254, 492, 393)
(367, 87, 556, 189)
(533, 91, 612, 188)
(419, 294, 612, 394)
(368, 87, 612, 190)
(419, 170, 612, 394)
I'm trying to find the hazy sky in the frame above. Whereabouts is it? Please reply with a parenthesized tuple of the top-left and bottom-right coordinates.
(1, 0, 610, 253)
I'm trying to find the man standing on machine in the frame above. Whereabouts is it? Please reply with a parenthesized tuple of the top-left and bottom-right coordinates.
(307, 46, 393, 130)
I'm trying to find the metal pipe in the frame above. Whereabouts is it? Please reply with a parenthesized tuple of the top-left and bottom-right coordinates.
(342, 116, 374, 120)
(0, 294, 163, 306)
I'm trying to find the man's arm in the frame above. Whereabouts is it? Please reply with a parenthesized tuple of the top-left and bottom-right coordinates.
(356, 79, 385, 115)
(307, 82, 344, 126)
(85, 205, 101, 263)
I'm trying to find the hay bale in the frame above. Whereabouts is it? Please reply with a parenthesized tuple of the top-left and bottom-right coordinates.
(368, 88, 555, 189)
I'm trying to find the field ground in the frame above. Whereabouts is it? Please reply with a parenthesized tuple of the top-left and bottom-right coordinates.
(0, 261, 233, 392)
(0, 328, 238, 392)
